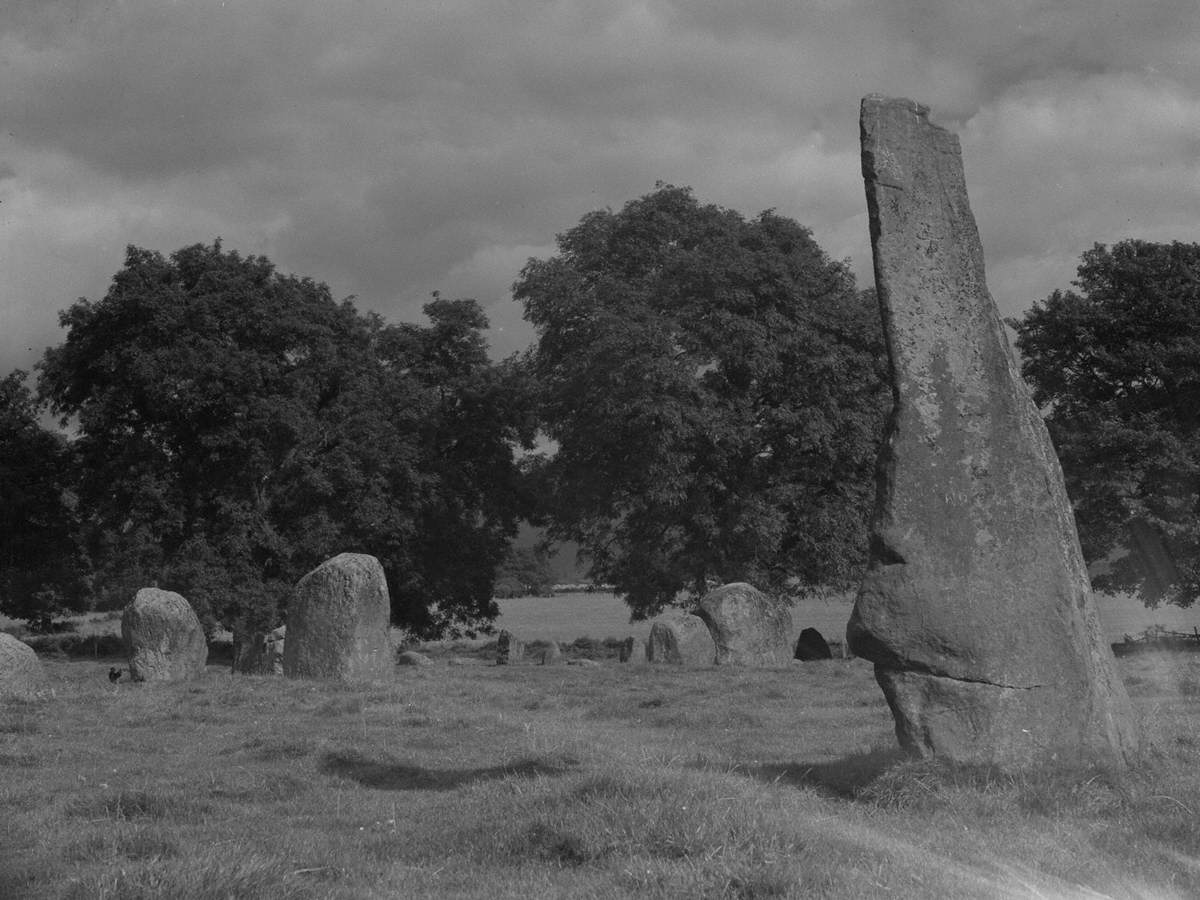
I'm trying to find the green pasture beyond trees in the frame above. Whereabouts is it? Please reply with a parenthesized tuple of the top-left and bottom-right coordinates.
(1013, 239, 1200, 608)
(4, 651, 1200, 898)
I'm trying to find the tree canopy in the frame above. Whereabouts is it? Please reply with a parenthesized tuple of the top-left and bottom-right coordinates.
(35, 241, 534, 637)
(514, 185, 888, 617)
(1011, 239, 1200, 606)
(0, 371, 87, 627)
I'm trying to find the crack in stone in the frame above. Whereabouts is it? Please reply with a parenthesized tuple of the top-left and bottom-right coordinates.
(887, 659, 1043, 691)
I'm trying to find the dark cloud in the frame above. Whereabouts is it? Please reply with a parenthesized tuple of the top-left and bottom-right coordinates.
(2, 0, 1198, 379)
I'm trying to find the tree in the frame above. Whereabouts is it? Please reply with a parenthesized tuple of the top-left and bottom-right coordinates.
(514, 185, 889, 617)
(0, 371, 88, 627)
(494, 545, 555, 598)
(1011, 239, 1200, 606)
(38, 242, 534, 637)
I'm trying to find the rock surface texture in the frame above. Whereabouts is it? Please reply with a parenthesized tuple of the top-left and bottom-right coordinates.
(233, 625, 286, 675)
(695, 583, 792, 666)
(121, 588, 208, 682)
(0, 633, 45, 696)
(496, 630, 524, 665)
(847, 96, 1138, 768)
(647, 612, 714, 666)
(618, 636, 647, 664)
(282, 553, 393, 681)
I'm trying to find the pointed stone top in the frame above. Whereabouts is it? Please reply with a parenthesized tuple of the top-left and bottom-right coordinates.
(861, 94, 929, 118)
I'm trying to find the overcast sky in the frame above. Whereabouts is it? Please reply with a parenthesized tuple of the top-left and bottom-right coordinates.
(4, 1, 1199, 376)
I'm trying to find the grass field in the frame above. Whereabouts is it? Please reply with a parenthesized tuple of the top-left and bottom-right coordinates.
(5, 637, 1200, 897)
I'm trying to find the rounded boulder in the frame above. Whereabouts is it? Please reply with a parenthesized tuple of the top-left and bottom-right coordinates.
(695, 582, 792, 667)
(0, 633, 45, 697)
(121, 588, 208, 682)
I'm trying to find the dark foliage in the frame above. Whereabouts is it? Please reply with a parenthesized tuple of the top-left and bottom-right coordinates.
(37, 242, 535, 637)
(1012, 239, 1200, 606)
(515, 185, 889, 617)
(0, 370, 88, 624)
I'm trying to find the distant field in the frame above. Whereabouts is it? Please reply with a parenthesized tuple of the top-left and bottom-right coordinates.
(6, 590, 1199, 648)
(498, 590, 1200, 645)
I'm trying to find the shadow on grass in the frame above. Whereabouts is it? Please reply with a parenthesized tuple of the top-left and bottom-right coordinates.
(319, 750, 577, 791)
(691, 746, 907, 800)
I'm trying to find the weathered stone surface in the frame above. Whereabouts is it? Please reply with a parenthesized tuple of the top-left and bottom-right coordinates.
(847, 95, 1138, 768)
(618, 636, 647, 664)
(397, 650, 432, 667)
(695, 582, 792, 667)
(646, 612, 714, 666)
(0, 633, 45, 696)
(121, 588, 208, 682)
(794, 627, 833, 662)
(282, 553, 393, 681)
(233, 625, 286, 675)
(496, 630, 524, 665)
(538, 642, 563, 665)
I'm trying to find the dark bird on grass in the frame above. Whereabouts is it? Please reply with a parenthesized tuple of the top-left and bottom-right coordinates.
(108, 667, 123, 683)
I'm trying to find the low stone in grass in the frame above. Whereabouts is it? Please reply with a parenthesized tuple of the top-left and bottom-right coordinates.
(538, 642, 563, 665)
(647, 612, 714, 666)
(0, 633, 45, 696)
(121, 588, 208, 682)
(397, 650, 432, 667)
(695, 582, 793, 667)
(496, 630, 525, 665)
(283, 553, 393, 682)
(232, 625, 286, 675)
(618, 636, 647, 664)
(794, 627, 833, 661)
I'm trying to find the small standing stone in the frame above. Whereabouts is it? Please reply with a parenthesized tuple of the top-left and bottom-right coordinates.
(121, 588, 208, 682)
(283, 553, 393, 682)
(618, 636, 647, 664)
(539, 642, 563, 665)
(794, 627, 833, 661)
(647, 612, 714, 665)
(496, 629, 525, 665)
(695, 582, 793, 667)
(0, 633, 45, 697)
(233, 625, 286, 675)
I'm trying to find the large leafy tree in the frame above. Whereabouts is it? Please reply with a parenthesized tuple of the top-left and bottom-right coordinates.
(38, 242, 533, 637)
(0, 371, 87, 626)
(515, 185, 888, 617)
(1011, 239, 1200, 605)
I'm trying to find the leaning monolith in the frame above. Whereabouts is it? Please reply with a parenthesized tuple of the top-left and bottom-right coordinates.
(283, 553, 392, 681)
(846, 96, 1138, 768)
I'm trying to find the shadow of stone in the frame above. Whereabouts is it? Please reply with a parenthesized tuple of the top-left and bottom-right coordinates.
(319, 751, 576, 791)
(689, 746, 906, 800)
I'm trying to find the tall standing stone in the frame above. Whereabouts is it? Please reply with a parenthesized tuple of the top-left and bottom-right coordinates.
(283, 553, 393, 681)
(847, 96, 1138, 768)
(695, 583, 792, 667)
(121, 588, 208, 682)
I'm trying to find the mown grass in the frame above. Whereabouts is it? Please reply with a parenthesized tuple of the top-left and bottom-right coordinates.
(4, 649, 1200, 898)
